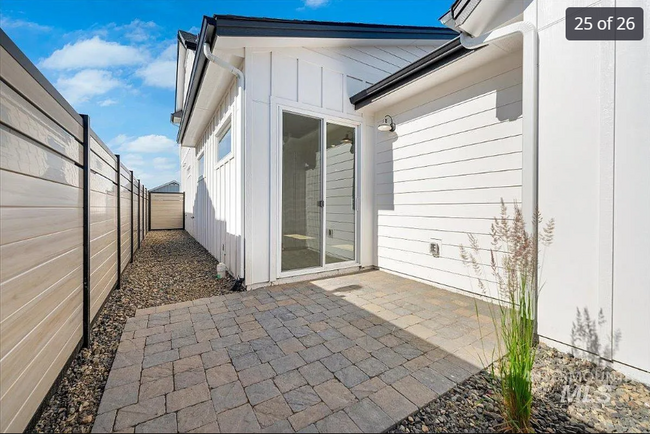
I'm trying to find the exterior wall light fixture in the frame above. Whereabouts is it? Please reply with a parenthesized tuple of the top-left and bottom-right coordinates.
(377, 114, 395, 132)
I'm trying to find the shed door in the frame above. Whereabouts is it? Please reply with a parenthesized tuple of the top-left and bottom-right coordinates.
(150, 193, 184, 230)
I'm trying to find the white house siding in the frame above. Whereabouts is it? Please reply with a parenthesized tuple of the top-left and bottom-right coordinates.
(244, 44, 438, 286)
(530, 0, 650, 382)
(180, 79, 243, 276)
(374, 52, 523, 301)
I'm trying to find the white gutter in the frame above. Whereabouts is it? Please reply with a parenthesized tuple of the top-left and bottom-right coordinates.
(458, 21, 540, 322)
(202, 43, 246, 282)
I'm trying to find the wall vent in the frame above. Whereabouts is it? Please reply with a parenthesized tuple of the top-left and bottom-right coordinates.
(430, 242, 440, 258)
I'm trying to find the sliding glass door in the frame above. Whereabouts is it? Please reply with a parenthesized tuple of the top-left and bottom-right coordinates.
(280, 111, 356, 273)
(325, 122, 355, 264)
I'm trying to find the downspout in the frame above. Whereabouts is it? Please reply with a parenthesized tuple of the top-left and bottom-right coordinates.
(202, 43, 246, 283)
(458, 22, 540, 335)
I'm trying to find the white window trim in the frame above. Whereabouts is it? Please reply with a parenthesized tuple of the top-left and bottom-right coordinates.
(215, 114, 234, 170)
(197, 150, 205, 181)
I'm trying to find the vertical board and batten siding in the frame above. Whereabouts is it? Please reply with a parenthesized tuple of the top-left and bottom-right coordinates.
(244, 43, 436, 285)
(150, 193, 184, 230)
(374, 52, 523, 301)
(0, 31, 149, 432)
(184, 80, 242, 275)
(181, 147, 196, 235)
(533, 0, 650, 380)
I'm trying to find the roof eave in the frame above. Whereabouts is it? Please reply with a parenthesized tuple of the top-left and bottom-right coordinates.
(211, 14, 458, 40)
(350, 37, 476, 110)
(176, 16, 217, 145)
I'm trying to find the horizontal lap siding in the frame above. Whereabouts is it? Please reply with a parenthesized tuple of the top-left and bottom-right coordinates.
(375, 53, 523, 301)
(0, 58, 83, 432)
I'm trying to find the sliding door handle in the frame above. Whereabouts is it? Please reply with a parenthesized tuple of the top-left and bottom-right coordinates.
(317, 200, 324, 208)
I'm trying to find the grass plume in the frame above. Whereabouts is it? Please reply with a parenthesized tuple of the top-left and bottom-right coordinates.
(460, 200, 554, 433)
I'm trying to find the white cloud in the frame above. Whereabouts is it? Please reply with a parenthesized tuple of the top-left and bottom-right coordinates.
(120, 152, 179, 188)
(0, 17, 51, 32)
(40, 36, 147, 70)
(303, 0, 330, 8)
(116, 20, 159, 42)
(114, 134, 177, 153)
(121, 153, 145, 168)
(56, 69, 123, 105)
(135, 44, 176, 89)
(99, 98, 118, 107)
(152, 157, 177, 171)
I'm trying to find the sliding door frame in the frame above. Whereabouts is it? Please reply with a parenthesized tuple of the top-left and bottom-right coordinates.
(272, 99, 362, 280)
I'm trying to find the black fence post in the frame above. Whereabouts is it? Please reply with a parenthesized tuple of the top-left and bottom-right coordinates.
(81, 114, 91, 349)
(148, 191, 152, 231)
(137, 180, 141, 250)
(116, 155, 122, 289)
(130, 170, 134, 263)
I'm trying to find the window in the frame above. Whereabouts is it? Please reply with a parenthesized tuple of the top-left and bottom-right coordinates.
(198, 154, 204, 180)
(217, 127, 232, 161)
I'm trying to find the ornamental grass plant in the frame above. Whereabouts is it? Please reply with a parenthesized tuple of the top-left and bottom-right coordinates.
(460, 200, 554, 433)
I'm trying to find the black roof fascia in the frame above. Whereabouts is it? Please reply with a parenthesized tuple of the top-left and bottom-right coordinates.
(177, 30, 198, 50)
(177, 16, 216, 144)
(211, 14, 457, 40)
(350, 37, 476, 110)
(176, 15, 458, 143)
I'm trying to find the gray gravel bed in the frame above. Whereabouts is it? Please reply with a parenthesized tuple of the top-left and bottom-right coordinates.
(391, 343, 650, 433)
(30, 231, 233, 433)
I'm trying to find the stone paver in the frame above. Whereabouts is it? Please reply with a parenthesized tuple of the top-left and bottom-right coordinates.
(98, 271, 497, 432)
(177, 401, 217, 432)
(212, 381, 247, 413)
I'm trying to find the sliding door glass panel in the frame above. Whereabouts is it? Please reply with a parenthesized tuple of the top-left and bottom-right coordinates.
(281, 112, 322, 272)
(325, 123, 356, 264)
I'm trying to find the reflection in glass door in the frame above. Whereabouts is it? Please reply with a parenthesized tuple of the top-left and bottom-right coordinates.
(280, 111, 357, 273)
(281, 112, 322, 271)
(325, 123, 356, 264)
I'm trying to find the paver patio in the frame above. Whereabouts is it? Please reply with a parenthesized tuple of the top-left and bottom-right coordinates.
(93, 270, 499, 433)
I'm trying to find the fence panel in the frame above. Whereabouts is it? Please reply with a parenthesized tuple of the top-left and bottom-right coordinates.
(89, 134, 118, 320)
(0, 30, 149, 432)
(150, 192, 185, 230)
(0, 33, 84, 433)
(120, 164, 132, 269)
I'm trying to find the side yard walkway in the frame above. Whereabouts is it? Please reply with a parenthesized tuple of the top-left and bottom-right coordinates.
(32, 231, 232, 434)
(93, 271, 499, 433)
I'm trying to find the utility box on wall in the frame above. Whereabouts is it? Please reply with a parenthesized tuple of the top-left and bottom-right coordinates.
(430, 239, 441, 258)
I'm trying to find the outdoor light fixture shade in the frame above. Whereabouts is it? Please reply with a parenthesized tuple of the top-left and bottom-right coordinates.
(378, 114, 395, 132)
(340, 133, 353, 145)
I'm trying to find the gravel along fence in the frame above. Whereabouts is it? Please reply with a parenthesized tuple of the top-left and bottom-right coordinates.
(391, 343, 650, 433)
(31, 230, 233, 434)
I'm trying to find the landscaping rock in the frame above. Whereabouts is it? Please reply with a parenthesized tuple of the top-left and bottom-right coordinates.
(31, 231, 232, 434)
(390, 343, 650, 433)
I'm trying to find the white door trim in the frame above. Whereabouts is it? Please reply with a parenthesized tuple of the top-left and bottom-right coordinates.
(270, 96, 362, 281)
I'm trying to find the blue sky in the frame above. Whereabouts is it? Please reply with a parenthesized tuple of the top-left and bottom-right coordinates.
(1, 0, 452, 188)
